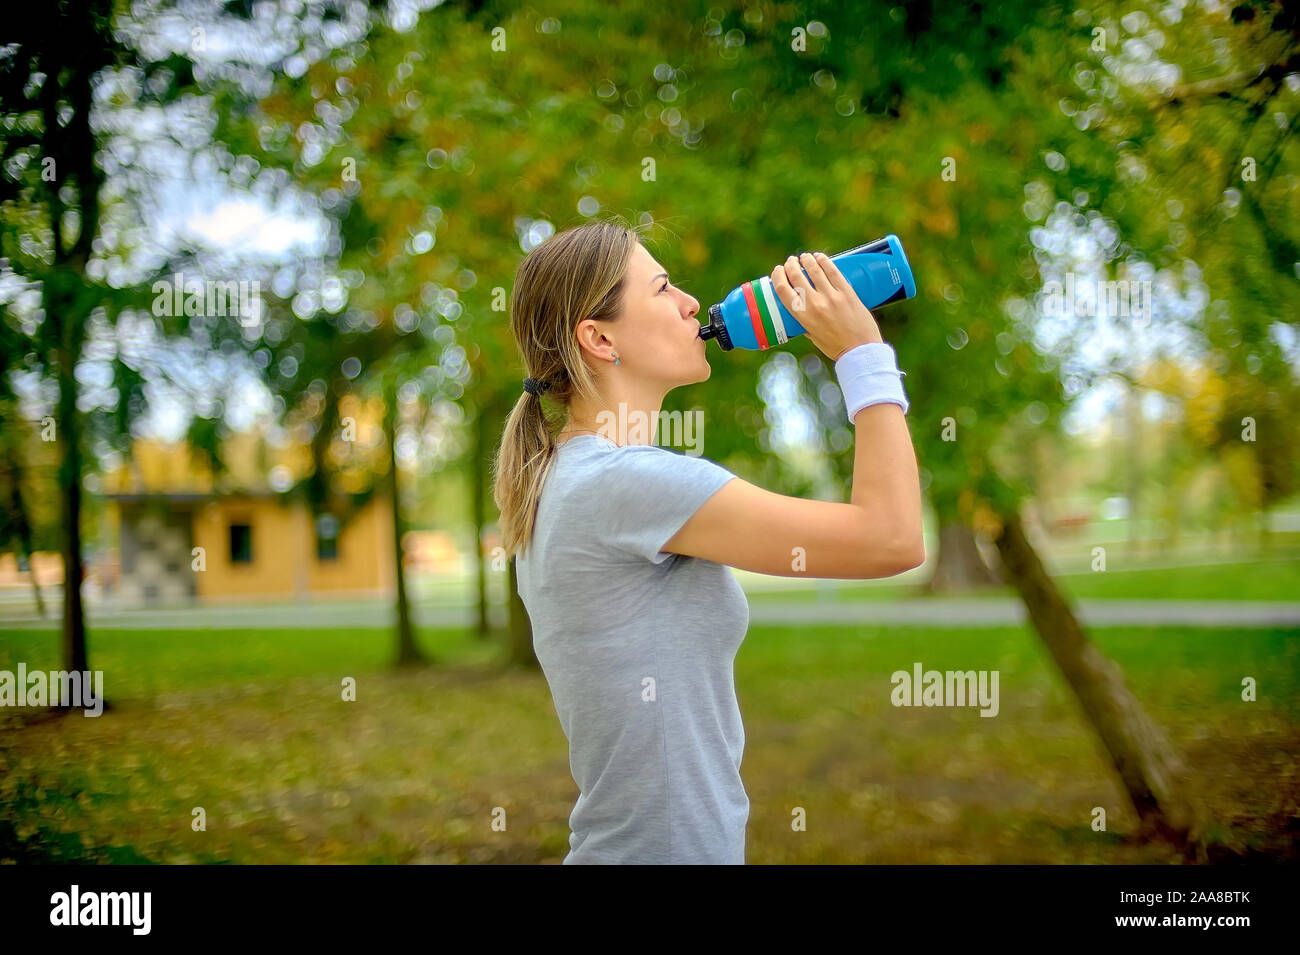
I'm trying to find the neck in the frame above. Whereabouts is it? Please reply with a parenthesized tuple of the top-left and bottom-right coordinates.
(563, 378, 666, 447)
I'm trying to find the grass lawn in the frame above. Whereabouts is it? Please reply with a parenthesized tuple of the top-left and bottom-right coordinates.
(744, 555, 1300, 603)
(2, 618, 1296, 864)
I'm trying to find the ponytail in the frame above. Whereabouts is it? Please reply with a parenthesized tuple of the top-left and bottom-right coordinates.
(491, 215, 652, 559)
(492, 388, 558, 559)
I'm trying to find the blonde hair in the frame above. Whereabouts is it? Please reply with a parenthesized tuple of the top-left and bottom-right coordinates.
(492, 215, 654, 559)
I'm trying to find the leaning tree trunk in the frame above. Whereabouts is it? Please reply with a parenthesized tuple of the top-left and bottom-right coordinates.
(505, 557, 538, 670)
(384, 383, 425, 667)
(990, 505, 1210, 851)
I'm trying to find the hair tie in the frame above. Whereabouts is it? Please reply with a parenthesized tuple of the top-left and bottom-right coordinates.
(523, 377, 548, 397)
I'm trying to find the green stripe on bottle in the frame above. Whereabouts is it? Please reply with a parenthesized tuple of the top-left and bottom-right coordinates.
(752, 279, 780, 347)
(757, 276, 787, 343)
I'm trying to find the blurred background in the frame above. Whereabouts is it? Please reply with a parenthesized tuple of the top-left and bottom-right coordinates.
(1, 0, 1297, 864)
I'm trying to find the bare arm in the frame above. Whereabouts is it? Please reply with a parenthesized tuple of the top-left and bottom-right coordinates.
(664, 251, 923, 578)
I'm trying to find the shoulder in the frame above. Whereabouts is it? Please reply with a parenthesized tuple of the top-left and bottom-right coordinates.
(594, 442, 730, 478)
(555, 442, 730, 498)
(549, 444, 737, 563)
(593, 445, 736, 519)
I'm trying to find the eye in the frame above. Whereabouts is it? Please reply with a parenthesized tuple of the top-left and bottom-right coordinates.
(659, 280, 670, 294)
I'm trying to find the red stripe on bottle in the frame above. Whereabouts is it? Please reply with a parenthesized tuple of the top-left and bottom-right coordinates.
(741, 281, 769, 349)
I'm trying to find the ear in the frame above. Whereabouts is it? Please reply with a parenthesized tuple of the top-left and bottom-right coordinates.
(573, 317, 594, 348)
(574, 317, 613, 355)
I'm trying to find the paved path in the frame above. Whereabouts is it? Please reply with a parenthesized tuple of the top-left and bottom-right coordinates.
(1, 597, 1297, 630)
(747, 598, 1300, 628)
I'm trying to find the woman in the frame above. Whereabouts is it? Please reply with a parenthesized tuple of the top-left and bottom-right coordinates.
(492, 217, 923, 864)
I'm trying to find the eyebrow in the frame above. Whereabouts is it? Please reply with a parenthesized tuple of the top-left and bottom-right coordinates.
(649, 272, 668, 285)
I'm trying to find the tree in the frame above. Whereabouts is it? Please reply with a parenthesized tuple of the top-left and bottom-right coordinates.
(174, 0, 1281, 849)
(143, 0, 435, 667)
(0, 0, 148, 681)
(967, 0, 1300, 849)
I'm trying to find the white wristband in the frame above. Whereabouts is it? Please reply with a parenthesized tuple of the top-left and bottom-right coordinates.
(834, 341, 909, 423)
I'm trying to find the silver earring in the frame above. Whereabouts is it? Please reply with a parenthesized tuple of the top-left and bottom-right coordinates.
(613, 352, 620, 366)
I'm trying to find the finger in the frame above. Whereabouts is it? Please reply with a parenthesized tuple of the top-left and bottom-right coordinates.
(776, 261, 814, 314)
(813, 251, 851, 295)
(770, 263, 794, 308)
(797, 251, 831, 293)
(782, 254, 813, 297)
(771, 263, 810, 314)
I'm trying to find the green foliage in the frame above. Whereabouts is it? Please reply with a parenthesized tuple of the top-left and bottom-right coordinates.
(4, 0, 1296, 556)
(206, 0, 1081, 529)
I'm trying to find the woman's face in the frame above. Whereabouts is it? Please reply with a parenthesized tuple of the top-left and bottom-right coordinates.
(600, 242, 710, 389)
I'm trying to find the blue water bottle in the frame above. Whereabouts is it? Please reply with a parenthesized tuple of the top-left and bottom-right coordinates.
(697, 234, 916, 351)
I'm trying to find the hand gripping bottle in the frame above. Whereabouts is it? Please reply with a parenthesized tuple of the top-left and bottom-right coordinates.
(697, 234, 916, 350)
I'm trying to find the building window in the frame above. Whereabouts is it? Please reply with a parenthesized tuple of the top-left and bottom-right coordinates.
(316, 514, 340, 561)
(229, 523, 253, 563)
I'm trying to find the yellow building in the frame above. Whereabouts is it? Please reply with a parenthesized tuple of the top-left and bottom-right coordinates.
(103, 421, 395, 606)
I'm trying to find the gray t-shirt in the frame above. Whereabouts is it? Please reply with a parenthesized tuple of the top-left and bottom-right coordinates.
(515, 433, 750, 864)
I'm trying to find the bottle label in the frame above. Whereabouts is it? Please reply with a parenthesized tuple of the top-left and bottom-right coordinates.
(742, 277, 789, 348)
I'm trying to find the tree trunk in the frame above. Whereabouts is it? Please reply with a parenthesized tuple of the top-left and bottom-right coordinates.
(56, 331, 88, 675)
(922, 487, 1003, 595)
(6, 455, 46, 618)
(25, 548, 46, 619)
(506, 556, 538, 670)
(472, 403, 490, 638)
(385, 383, 424, 667)
(990, 506, 1210, 851)
(1125, 372, 1143, 560)
(924, 514, 1003, 594)
(42, 7, 103, 699)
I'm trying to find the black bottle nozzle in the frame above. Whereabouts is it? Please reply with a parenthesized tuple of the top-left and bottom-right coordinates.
(698, 304, 734, 350)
